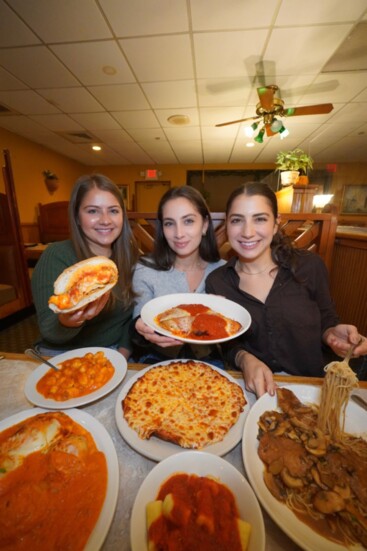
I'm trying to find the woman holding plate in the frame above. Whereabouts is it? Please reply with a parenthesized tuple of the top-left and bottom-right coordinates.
(205, 182, 367, 397)
(31, 174, 139, 359)
(131, 186, 225, 364)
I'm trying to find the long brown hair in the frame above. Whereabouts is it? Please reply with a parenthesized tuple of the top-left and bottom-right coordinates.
(141, 185, 221, 270)
(69, 173, 138, 306)
(226, 182, 299, 273)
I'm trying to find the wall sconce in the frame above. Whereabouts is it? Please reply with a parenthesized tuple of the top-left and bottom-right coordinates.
(42, 170, 59, 194)
(313, 194, 334, 212)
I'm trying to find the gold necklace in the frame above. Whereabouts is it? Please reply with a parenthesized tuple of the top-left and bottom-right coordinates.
(237, 260, 274, 275)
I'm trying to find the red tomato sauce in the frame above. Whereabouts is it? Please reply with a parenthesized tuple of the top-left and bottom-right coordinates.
(191, 313, 228, 339)
(177, 304, 210, 315)
(149, 473, 243, 551)
(0, 414, 107, 551)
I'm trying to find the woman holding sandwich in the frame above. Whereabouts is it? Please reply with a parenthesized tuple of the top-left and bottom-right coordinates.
(31, 174, 138, 359)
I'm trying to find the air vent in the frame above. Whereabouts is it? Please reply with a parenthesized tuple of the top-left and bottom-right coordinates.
(57, 131, 100, 144)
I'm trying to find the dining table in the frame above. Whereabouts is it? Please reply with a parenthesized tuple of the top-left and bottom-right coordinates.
(1, 350, 366, 551)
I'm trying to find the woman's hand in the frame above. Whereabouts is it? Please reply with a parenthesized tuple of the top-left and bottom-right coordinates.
(58, 292, 110, 328)
(135, 317, 182, 347)
(323, 325, 367, 358)
(236, 350, 276, 398)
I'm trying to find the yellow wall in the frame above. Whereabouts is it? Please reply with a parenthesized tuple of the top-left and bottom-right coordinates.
(0, 127, 83, 222)
(1, 126, 366, 227)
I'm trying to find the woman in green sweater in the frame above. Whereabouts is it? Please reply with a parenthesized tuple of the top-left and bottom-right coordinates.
(31, 174, 138, 359)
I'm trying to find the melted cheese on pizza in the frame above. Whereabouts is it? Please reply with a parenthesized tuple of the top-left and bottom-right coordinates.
(122, 361, 246, 449)
(155, 304, 242, 340)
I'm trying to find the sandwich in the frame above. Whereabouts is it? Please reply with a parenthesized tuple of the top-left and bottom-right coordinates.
(48, 256, 118, 313)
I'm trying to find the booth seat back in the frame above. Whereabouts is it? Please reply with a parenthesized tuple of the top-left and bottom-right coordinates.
(127, 212, 338, 272)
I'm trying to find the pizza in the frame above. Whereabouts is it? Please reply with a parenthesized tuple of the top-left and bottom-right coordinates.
(121, 361, 246, 449)
(154, 303, 242, 340)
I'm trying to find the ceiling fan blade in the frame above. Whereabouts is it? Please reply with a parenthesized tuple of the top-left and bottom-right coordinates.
(215, 116, 260, 127)
(257, 85, 278, 111)
(283, 103, 334, 117)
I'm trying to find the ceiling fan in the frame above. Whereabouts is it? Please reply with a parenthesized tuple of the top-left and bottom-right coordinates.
(215, 84, 333, 139)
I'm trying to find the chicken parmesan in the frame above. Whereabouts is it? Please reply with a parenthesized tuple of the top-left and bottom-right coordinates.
(155, 303, 242, 341)
(122, 361, 246, 449)
(0, 411, 107, 551)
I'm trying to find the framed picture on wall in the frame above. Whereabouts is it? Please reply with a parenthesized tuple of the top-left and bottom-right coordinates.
(341, 184, 367, 214)
(117, 185, 129, 208)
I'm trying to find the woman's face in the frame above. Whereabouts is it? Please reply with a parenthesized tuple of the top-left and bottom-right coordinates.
(78, 187, 123, 256)
(226, 193, 279, 261)
(162, 197, 208, 258)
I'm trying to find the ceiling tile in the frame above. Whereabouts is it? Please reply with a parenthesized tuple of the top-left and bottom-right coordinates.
(120, 35, 194, 81)
(51, 41, 135, 85)
(112, 110, 160, 128)
(0, 1, 40, 47)
(99, 0, 189, 36)
(0, 90, 60, 114)
(142, 81, 197, 108)
(37, 87, 104, 113)
(88, 84, 150, 110)
(0, 46, 78, 88)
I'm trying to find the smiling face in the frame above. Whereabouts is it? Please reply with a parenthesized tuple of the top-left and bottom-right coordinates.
(161, 197, 209, 260)
(226, 193, 279, 263)
(77, 187, 123, 256)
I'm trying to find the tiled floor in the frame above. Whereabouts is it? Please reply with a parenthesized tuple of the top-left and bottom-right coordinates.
(0, 313, 39, 353)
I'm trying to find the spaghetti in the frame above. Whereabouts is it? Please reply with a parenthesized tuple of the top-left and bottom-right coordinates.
(317, 360, 359, 440)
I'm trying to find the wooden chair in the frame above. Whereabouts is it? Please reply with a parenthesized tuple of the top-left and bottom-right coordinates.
(38, 201, 70, 243)
(127, 212, 338, 272)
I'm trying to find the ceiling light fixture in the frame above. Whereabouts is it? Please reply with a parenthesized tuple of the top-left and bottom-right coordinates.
(270, 118, 283, 132)
(254, 127, 265, 143)
(92, 145, 102, 151)
(167, 114, 191, 125)
(244, 121, 259, 137)
(279, 125, 289, 139)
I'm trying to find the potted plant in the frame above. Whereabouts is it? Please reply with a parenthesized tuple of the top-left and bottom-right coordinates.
(275, 148, 313, 186)
(42, 170, 59, 193)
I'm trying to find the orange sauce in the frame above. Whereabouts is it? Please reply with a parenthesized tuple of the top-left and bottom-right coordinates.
(0, 412, 107, 551)
(149, 473, 243, 551)
(36, 351, 114, 401)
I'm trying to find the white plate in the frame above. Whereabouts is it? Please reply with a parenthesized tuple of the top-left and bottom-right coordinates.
(115, 360, 250, 461)
(242, 384, 367, 551)
(140, 293, 251, 344)
(0, 407, 119, 551)
(131, 450, 265, 551)
(24, 347, 127, 409)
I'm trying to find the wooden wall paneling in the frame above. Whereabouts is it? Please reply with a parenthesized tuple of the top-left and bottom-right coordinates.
(330, 236, 367, 335)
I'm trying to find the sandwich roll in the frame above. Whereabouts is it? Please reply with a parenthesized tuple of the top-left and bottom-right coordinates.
(48, 256, 118, 314)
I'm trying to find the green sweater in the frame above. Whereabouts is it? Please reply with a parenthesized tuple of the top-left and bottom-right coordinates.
(31, 240, 133, 352)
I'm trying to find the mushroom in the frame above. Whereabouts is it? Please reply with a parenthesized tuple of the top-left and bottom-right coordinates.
(280, 468, 304, 489)
(305, 429, 327, 456)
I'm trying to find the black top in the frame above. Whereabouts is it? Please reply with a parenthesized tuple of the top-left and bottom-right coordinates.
(205, 252, 339, 377)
